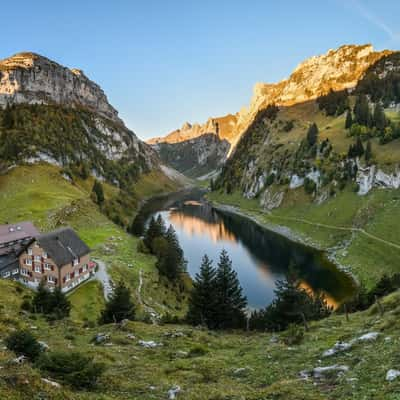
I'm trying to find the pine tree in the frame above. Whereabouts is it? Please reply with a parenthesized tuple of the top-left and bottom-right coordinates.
(100, 281, 135, 324)
(2, 103, 15, 130)
(50, 287, 71, 319)
(213, 250, 247, 329)
(143, 215, 166, 252)
(345, 110, 353, 129)
(92, 180, 105, 205)
(355, 136, 364, 157)
(354, 95, 371, 126)
(373, 103, 387, 132)
(365, 140, 372, 162)
(187, 255, 217, 327)
(306, 123, 319, 147)
(32, 279, 52, 314)
(157, 225, 186, 280)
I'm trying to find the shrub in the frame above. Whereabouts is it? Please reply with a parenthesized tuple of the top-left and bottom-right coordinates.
(188, 344, 209, 357)
(282, 324, 304, 345)
(5, 330, 42, 361)
(36, 351, 105, 389)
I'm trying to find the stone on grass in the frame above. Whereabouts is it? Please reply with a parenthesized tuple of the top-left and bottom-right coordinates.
(300, 364, 349, 380)
(38, 341, 49, 351)
(233, 366, 253, 376)
(138, 340, 162, 348)
(357, 332, 379, 342)
(323, 341, 352, 357)
(41, 378, 61, 388)
(92, 333, 110, 345)
(386, 369, 400, 382)
(168, 385, 181, 399)
(12, 355, 26, 364)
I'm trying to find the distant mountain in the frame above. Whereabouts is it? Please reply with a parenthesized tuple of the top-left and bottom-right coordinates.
(149, 44, 391, 178)
(0, 52, 161, 186)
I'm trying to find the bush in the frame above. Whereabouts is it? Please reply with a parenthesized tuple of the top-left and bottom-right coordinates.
(5, 330, 42, 361)
(282, 324, 304, 345)
(188, 344, 209, 357)
(36, 351, 105, 389)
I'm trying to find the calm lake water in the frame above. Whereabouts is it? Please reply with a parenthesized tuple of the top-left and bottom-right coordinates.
(136, 189, 356, 310)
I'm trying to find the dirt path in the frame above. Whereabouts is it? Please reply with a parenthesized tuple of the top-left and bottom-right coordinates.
(94, 259, 113, 299)
(268, 215, 400, 251)
(136, 269, 159, 323)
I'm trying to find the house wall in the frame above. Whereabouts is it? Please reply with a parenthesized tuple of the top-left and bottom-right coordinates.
(18, 241, 93, 292)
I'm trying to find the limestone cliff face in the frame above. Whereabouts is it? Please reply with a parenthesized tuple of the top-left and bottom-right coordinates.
(0, 52, 122, 124)
(232, 44, 391, 150)
(148, 114, 238, 145)
(149, 44, 390, 155)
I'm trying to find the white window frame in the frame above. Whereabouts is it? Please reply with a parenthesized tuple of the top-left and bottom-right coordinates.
(21, 268, 29, 276)
(34, 255, 41, 262)
(27, 248, 33, 255)
(34, 265, 42, 273)
(65, 273, 71, 282)
(44, 263, 52, 271)
(73, 258, 79, 266)
(43, 252, 48, 259)
(26, 259, 32, 266)
(12, 269, 19, 275)
(47, 275, 56, 283)
(2, 271, 10, 278)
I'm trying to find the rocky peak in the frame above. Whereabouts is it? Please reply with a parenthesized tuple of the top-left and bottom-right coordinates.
(0, 52, 123, 124)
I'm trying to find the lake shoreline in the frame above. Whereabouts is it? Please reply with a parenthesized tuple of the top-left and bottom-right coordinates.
(209, 199, 360, 290)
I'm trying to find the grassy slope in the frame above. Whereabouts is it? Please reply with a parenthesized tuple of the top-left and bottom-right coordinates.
(1, 278, 400, 399)
(0, 163, 187, 319)
(211, 102, 400, 288)
(209, 186, 400, 288)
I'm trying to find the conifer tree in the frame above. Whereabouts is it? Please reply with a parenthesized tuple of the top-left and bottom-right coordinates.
(144, 215, 167, 252)
(354, 95, 371, 126)
(100, 281, 135, 324)
(156, 225, 186, 280)
(365, 140, 372, 162)
(50, 287, 71, 319)
(32, 279, 52, 314)
(373, 103, 387, 132)
(355, 136, 364, 157)
(345, 110, 353, 129)
(213, 250, 247, 329)
(306, 123, 319, 147)
(92, 180, 105, 205)
(187, 255, 217, 327)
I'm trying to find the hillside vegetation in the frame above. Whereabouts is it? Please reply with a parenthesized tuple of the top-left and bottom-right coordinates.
(1, 277, 400, 399)
(0, 163, 188, 319)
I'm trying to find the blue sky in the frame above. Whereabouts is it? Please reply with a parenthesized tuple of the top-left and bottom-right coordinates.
(2, 0, 400, 139)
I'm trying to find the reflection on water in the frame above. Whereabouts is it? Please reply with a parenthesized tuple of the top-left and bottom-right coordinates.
(138, 190, 355, 309)
(169, 211, 236, 243)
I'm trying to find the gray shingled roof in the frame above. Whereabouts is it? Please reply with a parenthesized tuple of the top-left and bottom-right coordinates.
(36, 227, 90, 267)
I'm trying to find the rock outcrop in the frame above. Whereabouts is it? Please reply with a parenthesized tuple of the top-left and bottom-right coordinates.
(0, 52, 122, 124)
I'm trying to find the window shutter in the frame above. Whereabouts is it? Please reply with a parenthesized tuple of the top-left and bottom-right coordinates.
(51, 265, 54, 271)
(71, 272, 75, 278)
(63, 277, 66, 283)
(55, 278, 58, 285)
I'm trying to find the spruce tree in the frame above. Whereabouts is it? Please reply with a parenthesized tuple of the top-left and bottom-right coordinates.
(187, 255, 217, 327)
(32, 279, 52, 314)
(354, 95, 371, 126)
(144, 215, 166, 252)
(355, 136, 364, 157)
(345, 110, 353, 129)
(365, 140, 372, 162)
(100, 282, 135, 324)
(306, 123, 319, 147)
(50, 287, 71, 319)
(373, 103, 387, 132)
(214, 250, 247, 329)
(157, 225, 186, 280)
(2, 103, 15, 130)
(92, 180, 105, 205)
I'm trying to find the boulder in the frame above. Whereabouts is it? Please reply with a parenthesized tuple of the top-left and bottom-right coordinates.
(386, 369, 400, 382)
(168, 385, 181, 399)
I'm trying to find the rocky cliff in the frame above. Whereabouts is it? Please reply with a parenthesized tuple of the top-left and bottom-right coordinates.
(0, 52, 123, 124)
(149, 45, 391, 172)
(153, 133, 230, 178)
(0, 52, 162, 187)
